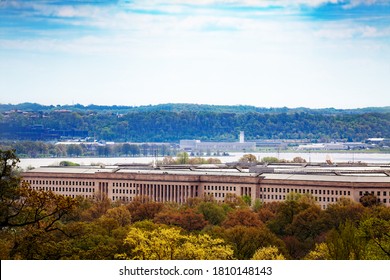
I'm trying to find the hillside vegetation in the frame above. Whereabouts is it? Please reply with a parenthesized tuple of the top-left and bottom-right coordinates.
(1, 103, 389, 142)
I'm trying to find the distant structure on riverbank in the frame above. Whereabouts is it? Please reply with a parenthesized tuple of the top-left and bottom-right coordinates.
(297, 138, 390, 151)
(297, 142, 369, 150)
(180, 131, 256, 153)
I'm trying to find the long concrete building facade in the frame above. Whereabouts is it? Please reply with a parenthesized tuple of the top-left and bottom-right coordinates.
(21, 164, 390, 209)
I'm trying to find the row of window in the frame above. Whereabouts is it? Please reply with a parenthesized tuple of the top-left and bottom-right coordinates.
(261, 187, 351, 196)
(204, 186, 237, 192)
(359, 191, 388, 197)
(112, 181, 203, 190)
(260, 194, 286, 200)
(260, 194, 389, 204)
(260, 195, 342, 204)
(113, 184, 200, 202)
(113, 189, 138, 194)
(113, 183, 199, 190)
(205, 192, 228, 198)
(113, 182, 132, 187)
(27, 179, 95, 187)
(114, 186, 246, 200)
(112, 196, 133, 202)
(64, 194, 94, 199)
(130, 184, 200, 197)
(30, 186, 95, 193)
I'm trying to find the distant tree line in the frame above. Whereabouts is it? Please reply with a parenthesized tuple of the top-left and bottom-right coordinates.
(0, 141, 177, 159)
(1, 104, 389, 142)
(1, 102, 390, 114)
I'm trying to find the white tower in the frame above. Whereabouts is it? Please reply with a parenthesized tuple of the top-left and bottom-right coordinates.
(239, 131, 245, 143)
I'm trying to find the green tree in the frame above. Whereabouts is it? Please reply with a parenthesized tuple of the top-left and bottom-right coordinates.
(224, 193, 248, 209)
(359, 192, 380, 207)
(80, 195, 111, 221)
(54, 144, 67, 157)
(242, 195, 252, 206)
(0, 149, 20, 213)
(198, 201, 227, 226)
(59, 161, 80, 166)
(103, 205, 132, 227)
(359, 217, 390, 259)
(129, 144, 141, 157)
(222, 225, 286, 260)
(267, 193, 316, 236)
(1, 149, 78, 230)
(120, 143, 130, 156)
(325, 220, 368, 260)
(97, 145, 111, 157)
(66, 144, 83, 157)
(252, 198, 263, 212)
(286, 205, 325, 241)
(176, 152, 190, 164)
(62, 219, 129, 260)
(260, 157, 280, 163)
(324, 197, 365, 229)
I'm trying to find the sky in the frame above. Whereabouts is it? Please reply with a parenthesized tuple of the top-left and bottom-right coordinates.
(0, 0, 390, 109)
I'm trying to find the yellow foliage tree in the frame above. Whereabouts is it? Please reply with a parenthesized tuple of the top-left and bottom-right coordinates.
(304, 243, 330, 260)
(251, 246, 286, 260)
(118, 226, 234, 260)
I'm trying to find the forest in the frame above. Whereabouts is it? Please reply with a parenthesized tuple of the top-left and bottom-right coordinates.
(1, 103, 390, 142)
(1, 102, 390, 114)
(1, 149, 389, 260)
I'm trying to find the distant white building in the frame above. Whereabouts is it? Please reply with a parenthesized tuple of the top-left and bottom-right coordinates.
(298, 142, 368, 151)
(239, 131, 245, 143)
(366, 138, 385, 143)
(366, 138, 389, 147)
(297, 143, 325, 150)
(180, 132, 256, 153)
(324, 143, 348, 150)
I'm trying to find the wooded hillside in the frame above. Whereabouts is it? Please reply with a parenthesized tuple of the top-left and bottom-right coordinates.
(1, 103, 389, 142)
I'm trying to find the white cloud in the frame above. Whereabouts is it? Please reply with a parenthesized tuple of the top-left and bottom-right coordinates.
(343, 0, 390, 9)
(127, 0, 338, 7)
(1, 0, 390, 108)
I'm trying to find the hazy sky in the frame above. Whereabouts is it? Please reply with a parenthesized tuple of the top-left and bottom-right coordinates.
(1, 0, 390, 108)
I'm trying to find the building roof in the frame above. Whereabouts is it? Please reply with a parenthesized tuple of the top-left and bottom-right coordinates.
(23, 164, 390, 183)
(261, 173, 390, 183)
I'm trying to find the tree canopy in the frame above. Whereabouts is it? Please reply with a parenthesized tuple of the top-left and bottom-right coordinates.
(1, 104, 389, 142)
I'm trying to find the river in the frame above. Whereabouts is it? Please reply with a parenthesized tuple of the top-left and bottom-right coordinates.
(18, 152, 390, 169)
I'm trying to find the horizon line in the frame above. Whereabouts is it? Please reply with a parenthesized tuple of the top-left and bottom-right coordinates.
(1, 102, 389, 111)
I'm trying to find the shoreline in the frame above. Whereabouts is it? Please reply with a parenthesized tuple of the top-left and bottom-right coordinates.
(18, 152, 390, 169)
